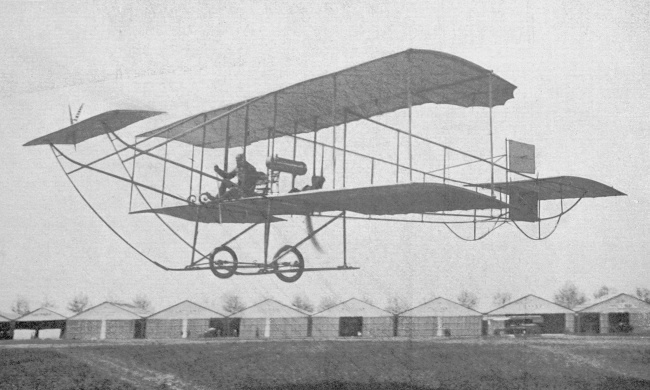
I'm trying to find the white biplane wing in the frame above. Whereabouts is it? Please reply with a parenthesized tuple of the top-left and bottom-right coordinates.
(469, 176, 625, 222)
(132, 183, 509, 223)
(24, 110, 165, 146)
(136, 49, 516, 149)
(470, 176, 625, 200)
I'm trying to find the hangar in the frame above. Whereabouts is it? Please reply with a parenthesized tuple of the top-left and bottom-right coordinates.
(486, 295, 575, 335)
(14, 307, 67, 339)
(146, 300, 223, 339)
(66, 302, 145, 340)
(398, 297, 483, 337)
(229, 299, 309, 339)
(0, 312, 15, 339)
(312, 298, 394, 338)
(576, 293, 650, 334)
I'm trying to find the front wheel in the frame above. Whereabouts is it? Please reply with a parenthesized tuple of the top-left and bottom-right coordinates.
(209, 246, 238, 279)
(273, 245, 304, 283)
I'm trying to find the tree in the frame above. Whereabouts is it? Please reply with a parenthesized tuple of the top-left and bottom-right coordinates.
(291, 295, 314, 313)
(384, 296, 410, 314)
(636, 287, 650, 304)
(554, 281, 586, 309)
(360, 295, 375, 306)
(492, 292, 512, 307)
(222, 294, 246, 314)
(132, 294, 153, 313)
(457, 290, 478, 309)
(11, 297, 30, 316)
(317, 296, 339, 312)
(593, 285, 612, 299)
(41, 296, 57, 309)
(67, 293, 90, 313)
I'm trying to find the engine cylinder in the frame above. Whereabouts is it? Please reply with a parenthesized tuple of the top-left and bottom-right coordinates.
(266, 156, 307, 176)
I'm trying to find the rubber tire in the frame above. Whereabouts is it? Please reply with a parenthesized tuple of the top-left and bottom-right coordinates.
(273, 245, 304, 283)
(209, 246, 238, 279)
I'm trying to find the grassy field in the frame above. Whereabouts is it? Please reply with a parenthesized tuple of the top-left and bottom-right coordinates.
(1, 336, 650, 389)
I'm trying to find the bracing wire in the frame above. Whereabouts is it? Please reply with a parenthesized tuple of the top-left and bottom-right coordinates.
(50, 145, 169, 271)
(443, 212, 509, 241)
(511, 195, 585, 240)
(105, 132, 210, 263)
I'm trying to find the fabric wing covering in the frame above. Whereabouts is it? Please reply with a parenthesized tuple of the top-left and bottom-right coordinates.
(24, 110, 165, 146)
(137, 49, 516, 149)
(471, 176, 626, 200)
(130, 204, 286, 224)
(132, 183, 509, 223)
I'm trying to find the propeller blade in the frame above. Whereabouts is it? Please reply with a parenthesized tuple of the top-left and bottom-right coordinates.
(74, 104, 84, 123)
(305, 215, 323, 253)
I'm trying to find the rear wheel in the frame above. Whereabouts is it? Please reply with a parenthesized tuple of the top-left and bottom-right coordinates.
(273, 245, 304, 283)
(209, 246, 238, 279)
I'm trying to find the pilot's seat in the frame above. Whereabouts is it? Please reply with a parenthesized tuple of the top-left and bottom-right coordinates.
(255, 171, 280, 196)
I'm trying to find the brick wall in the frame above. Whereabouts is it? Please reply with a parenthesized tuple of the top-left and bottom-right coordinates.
(239, 318, 268, 339)
(270, 318, 308, 338)
(398, 317, 437, 338)
(66, 320, 101, 340)
(442, 316, 482, 337)
(106, 320, 135, 339)
(311, 317, 339, 338)
(146, 319, 183, 339)
(630, 313, 650, 333)
(362, 317, 393, 338)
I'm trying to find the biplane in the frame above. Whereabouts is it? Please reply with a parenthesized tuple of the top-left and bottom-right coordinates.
(25, 49, 625, 283)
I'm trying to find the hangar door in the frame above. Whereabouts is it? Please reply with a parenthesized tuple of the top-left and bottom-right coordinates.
(340, 317, 362, 337)
(540, 314, 565, 334)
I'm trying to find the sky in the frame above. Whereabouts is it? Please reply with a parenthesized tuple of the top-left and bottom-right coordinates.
(1, 0, 648, 315)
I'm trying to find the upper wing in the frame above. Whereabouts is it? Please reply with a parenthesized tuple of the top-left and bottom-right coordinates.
(469, 176, 626, 200)
(137, 49, 517, 149)
(24, 110, 165, 147)
(132, 183, 509, 223)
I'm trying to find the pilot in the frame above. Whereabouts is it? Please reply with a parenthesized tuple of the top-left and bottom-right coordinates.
(212, 154, 264, 200)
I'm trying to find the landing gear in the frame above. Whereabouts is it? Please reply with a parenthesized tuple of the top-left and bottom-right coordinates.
(272, 245, 305, 283)
(201, 213, 354, 282)
(209, 246, 238, 279)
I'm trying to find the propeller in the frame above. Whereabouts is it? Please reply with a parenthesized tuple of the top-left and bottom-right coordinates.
(304, 144, 326, 252)
(68, 103, 84, 125)
(305, 214, 323, 253)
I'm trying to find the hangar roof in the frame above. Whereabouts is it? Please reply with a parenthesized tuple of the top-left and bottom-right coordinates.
(0, 311, 18, 321)
(487, 295, 574, 315)
(313, 298, 392, 318)
(400, 297, 482, 317)
(68, 302, 142, 320)
(230, 299, 307, 318)
(576, 293, 650, 313)
(16, 307, 67, 322)
(148, 300, 224, 319)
